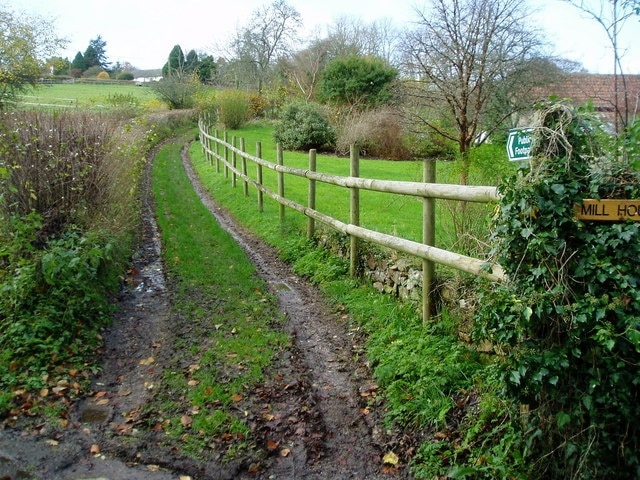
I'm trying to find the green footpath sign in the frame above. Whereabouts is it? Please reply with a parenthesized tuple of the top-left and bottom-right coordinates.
(507, 128, 533, 161)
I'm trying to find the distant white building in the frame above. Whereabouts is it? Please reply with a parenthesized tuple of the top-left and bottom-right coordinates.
(133, 76, 163, 85)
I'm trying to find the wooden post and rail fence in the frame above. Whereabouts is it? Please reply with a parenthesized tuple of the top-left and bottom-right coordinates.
(198, 119, 506, 322)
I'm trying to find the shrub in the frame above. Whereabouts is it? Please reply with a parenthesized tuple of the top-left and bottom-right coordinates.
(83, 66, 103, 78)
(336, 108, 410, 160)
(117, 71, 134, 81)
(107, 92, 144, 118)
(0, 111, 120, 232)
(273, 101, 336, 151)
(216, 89, 250, 129)
(248, 93, 268, 119)
(96, 71, 110, 80)
(0, 215, 120, 413)
(150, 75, 201, 110)
(193, 88, 217, 119)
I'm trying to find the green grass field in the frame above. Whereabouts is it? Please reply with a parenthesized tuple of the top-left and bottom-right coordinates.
(16, 82, 158, 110)
(196, 122, 516, 255)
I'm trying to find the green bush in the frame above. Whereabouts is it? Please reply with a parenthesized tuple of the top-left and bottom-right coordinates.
(474, 103, 640, 478)
(273, 101, 336, 151)
(0, 214, 121, 414)
(317, 55, 398, 109)
(216, 89, 250, 129)
(116, 72, 134, 81)
(150, 75, 200, 110)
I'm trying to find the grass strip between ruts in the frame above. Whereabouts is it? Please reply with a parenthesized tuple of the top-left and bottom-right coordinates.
(149, 136, 289, 459)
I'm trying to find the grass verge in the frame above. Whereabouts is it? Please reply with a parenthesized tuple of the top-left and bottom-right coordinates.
(148, 137, 289, 460)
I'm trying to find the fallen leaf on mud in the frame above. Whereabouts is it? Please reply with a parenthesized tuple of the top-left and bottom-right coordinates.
(147, 464, 160, 472)
(383, 451, 399, 466)
(94, 391, 108, 398)
(45, 439, 59, 446)
(69, 369, 78, 377)
(280, 448, 291, 457)
(187, 380, 199, 386)
(230, 394, 243, 402)
(262, 413, 275, 421)
(179, 476, 192, 480)
(118, 388, 132, 397)
(188, 364, 201, 373)
(181, 415, 192, 427)
(95, 398, 110, 406)
(39, 388, 49, 398)
(139, 356, 155, 366)
(90, 444, 101, 455)
(52, 386, 67, 395)
(266, 439, 279, 451)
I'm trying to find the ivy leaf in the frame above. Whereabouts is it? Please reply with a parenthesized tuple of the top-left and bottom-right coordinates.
(521, 227, 534, 239)
(557, 411, 571, 429)
(551, 184, 565, 195)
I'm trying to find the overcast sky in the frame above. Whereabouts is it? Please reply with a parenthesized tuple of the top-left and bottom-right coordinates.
(12, 0, 640, 73)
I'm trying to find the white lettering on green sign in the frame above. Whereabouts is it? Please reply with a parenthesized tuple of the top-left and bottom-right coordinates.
(507, 128, 533, 161)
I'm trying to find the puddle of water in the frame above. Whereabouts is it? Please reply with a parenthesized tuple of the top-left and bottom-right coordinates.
(80, 405, 112, 423)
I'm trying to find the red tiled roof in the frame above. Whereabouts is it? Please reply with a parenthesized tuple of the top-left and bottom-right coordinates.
(536, 73, 640, 118)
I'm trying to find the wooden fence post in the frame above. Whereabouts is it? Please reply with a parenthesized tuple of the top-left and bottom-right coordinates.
(231, 136, 237, 188)
(223, 131, 229, 178)
(277, 143, 285, 222)
(204, 124, 212, 166)
(423, 159, 436, 323)
(214, 129, 220, 173)
(350, 144, 360, 278)
(307, 149, 317, 239)
(256, 142, 264, 213)
(240, 138, 248, 197)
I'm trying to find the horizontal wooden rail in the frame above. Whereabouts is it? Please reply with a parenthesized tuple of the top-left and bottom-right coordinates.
(197, 120, 506, 322)
(200, 126, 500, 203)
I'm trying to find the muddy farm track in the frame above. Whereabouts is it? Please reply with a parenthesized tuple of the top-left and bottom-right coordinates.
(0, 140, 412, 480)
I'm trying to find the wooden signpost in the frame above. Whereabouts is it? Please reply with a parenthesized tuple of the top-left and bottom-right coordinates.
(575, 199, 640, 222)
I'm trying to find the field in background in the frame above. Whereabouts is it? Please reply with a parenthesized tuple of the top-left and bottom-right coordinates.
(16, 82, 157, 110)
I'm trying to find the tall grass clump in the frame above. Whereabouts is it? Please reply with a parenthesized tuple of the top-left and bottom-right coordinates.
(0, 110, 149, 417)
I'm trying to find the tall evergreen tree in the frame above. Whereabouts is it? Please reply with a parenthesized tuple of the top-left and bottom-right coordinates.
(70, 51, 87, 72)
(185, 49, 199, 74)
(83, 36, 109, 70)
(162, 45, 185, 77)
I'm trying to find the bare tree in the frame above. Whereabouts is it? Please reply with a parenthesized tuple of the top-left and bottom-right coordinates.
(562, 0, 639, 131)
(286, 37, 330, 101)
(229, 0, 302, 93)
(324, 16, 402, 65)
(401, 0, 547, 184)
